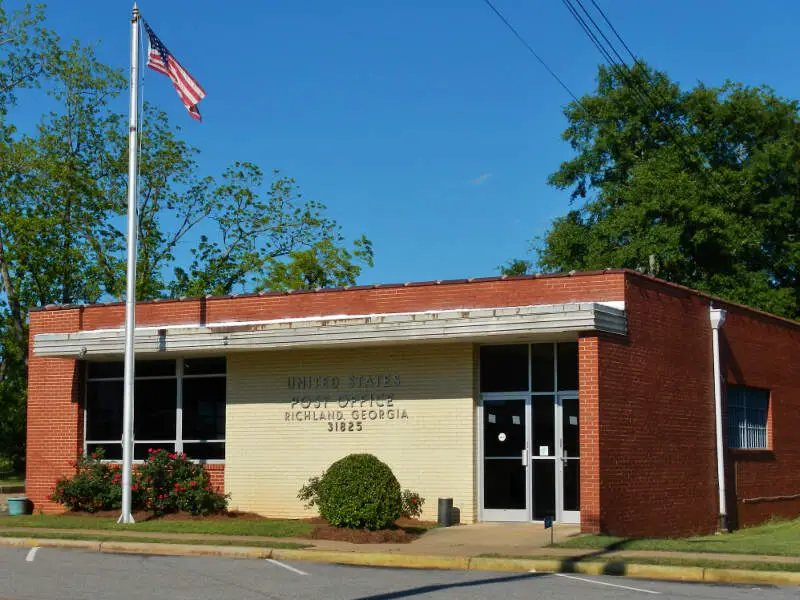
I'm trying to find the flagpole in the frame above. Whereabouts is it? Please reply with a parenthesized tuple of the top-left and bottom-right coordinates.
(119, 2, 141, 525)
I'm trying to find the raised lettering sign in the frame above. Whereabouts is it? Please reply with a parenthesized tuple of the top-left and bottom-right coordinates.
(284, 374, 408, 432)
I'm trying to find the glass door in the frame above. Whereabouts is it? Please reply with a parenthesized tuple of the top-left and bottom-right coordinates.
(530, 395, 556, 521)
(557, 394, 580, 523)
(481, 397, 530, 521)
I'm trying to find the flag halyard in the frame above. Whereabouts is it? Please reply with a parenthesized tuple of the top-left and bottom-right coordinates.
(143, 20, 205, 121)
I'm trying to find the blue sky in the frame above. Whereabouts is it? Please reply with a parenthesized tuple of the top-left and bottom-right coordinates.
(14, 1, 800, 286)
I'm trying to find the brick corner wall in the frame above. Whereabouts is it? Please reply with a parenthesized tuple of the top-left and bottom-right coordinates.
(26, 309, 84, 514)
(578, 334, 601, 533)
(594, 275, 719, 537)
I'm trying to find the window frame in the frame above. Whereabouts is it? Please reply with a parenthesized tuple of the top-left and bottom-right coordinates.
(727, 385, 770, 451)
(83, 357, 226, 464)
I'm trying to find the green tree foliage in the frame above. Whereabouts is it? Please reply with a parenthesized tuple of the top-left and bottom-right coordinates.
(527, 63, 799, 319)
(0, 3, 374, 472)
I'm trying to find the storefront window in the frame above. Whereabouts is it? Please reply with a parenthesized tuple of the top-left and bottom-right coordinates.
(480, 345, 529, 392)
(480, 342, 579, 393)
(84, 357, 226, 462)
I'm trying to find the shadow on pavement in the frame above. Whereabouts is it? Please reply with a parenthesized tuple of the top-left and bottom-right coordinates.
(353, 572, 543, 600)
(551, 538, 641, 576)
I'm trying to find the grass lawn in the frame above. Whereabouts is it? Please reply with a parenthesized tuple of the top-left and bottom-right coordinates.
(480, 553, 800, 573)
(0, 530, 309, 549)
(555, 518, 800, 557)
(0, 514, 314, 538)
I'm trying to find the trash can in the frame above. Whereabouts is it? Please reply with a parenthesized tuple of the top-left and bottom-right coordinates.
(7, 497, 32, 516)
(437, 497, 453, 527)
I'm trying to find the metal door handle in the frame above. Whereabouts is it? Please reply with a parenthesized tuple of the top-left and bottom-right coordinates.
(521, 448, 528, 467)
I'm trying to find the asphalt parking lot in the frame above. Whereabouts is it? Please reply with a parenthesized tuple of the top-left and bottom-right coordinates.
(0, 545, 798, 600)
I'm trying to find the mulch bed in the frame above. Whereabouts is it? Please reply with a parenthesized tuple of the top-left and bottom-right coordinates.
(307, 516, 437, 544)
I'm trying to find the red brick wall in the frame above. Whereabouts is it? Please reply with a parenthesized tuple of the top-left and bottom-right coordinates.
(592, 275, 720, 537)
(591, 273, 799, 536)
(721, 304, 800, 528)
(578, 335, 601, 533)
(206, 463, 225, 494)
(66, 271, 627, 331)
(26, 310, 83, 513)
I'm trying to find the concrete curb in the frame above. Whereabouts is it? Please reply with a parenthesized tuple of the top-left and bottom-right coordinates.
(1, 537, 799, 586)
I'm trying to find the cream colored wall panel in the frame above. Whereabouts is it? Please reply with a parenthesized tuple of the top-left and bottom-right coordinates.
(225, 343, 476, 522)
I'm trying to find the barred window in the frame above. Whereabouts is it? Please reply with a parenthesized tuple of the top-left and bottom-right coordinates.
(85, 357, 225, 462)
(727, 386, 769, 449)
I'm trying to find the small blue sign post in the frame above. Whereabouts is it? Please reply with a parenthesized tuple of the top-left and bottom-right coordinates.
(544, 516, 554, 545)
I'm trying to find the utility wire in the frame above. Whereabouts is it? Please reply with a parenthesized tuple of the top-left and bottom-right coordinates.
(573, 0, 630, 68)
(481, 0, 586, 110)
(561, 0, 734, 204)
(589, 0, 638, 65)
(561, 0, 619, 69)
(572, 0, 672, 119)
(564, 0, 657, 108)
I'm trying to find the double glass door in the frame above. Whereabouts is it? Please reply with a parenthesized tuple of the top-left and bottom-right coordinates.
(481, 394, 580, 523)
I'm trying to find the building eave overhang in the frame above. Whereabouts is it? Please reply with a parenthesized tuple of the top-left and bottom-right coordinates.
(33, 302, 627, 359)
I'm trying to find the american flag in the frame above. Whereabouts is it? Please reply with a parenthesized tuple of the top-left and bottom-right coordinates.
(143, 20, 206, 121)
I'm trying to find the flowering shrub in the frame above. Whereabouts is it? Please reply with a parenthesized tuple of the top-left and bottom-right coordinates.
(400, 489, 425, 519)
(134, 449, 228, 516)
(50, 448, 228, 517)
(49, 449, 123, 512)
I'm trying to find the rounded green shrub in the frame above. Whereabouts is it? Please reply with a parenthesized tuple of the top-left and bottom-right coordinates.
(313, 453, 402, 530)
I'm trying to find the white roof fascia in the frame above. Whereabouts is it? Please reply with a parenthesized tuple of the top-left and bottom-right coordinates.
(33, 302, 627, 359)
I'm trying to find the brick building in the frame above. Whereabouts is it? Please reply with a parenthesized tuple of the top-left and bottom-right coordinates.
(26, 270, 800, 537)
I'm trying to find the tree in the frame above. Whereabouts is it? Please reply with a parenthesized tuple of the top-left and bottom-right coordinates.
(521, 63, 799, 319)
(0, 2, 52, 472)
(0, 4, 374, 472)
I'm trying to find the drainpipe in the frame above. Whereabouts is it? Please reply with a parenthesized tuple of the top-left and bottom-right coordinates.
(709, 307, 728, 532)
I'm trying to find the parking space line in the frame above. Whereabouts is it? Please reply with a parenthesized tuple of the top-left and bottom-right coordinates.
(25, 547, 39, 563)
(553, 573, 661, 594)
(265, 558, 309, 576)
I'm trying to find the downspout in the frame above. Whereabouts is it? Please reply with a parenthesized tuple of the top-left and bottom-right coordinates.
(709, 307, 728, 532)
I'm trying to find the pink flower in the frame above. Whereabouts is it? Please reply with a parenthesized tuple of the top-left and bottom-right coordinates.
(148, 448, 153, 453)
(168, 453, 176, 460)
(132, 484, 138, 491)
(190, 481, 197, 488)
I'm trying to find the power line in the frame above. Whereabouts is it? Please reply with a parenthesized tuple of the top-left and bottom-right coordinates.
(560, 0, 735, 204)
(573, 0, 629, 68)
(589, 0, 638, 65)
(480, 0, 585, 109)
(561, 0, 619, 69)
(562, 0, 668, 141)
(564, 0, 652, 102)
